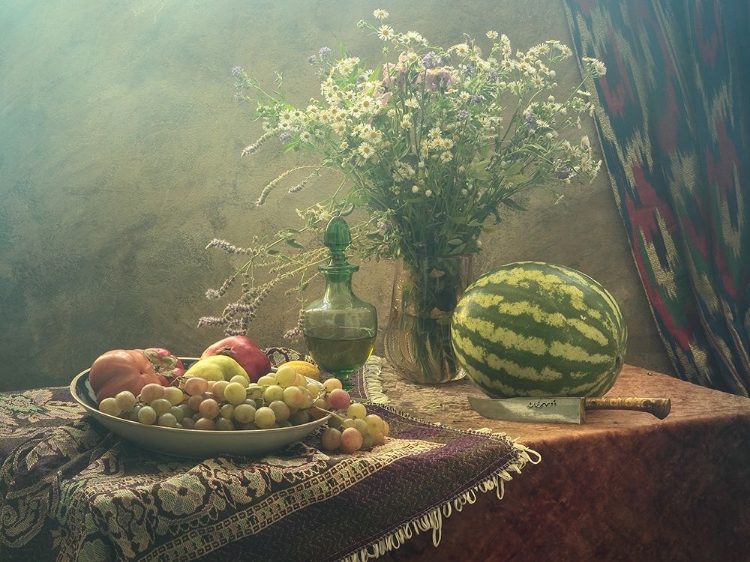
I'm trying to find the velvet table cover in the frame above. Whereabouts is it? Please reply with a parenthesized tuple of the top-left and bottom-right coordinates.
(360, 362, 750, 562)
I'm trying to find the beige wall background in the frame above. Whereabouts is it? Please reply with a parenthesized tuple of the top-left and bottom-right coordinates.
(0, 0, 674, 391)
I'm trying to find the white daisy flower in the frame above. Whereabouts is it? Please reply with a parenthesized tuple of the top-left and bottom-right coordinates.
(358, 142, 374, 159)
(378, 25, 394, 41)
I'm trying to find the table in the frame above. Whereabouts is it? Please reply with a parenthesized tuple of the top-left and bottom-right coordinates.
(1, 359, 749, 561)
(365, 362, 750, 562)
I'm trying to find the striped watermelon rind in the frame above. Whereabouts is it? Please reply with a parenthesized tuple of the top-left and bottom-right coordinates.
(451, 261, 627, 398)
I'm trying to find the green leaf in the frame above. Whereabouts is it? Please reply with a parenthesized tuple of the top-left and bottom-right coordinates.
(508, 174, 530, 184)
(447, 238, 464, 245)
(503, 198, 528, 212)
(504, 162, 524, 175)
(284, 239, 304, 249)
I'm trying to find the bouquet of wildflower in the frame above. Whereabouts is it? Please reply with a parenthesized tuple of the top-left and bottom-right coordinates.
(200, 9, 606, 354)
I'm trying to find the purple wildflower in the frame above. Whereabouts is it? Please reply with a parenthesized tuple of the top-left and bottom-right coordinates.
(553, 160, 572, 180)
(319, 46, 332, 59)
(377, 219, 391, 234)
(524, 112, 538, 130)
(307, 54, 317, 65)
(231, 65, 242, 77)
(279, 131, 293, 144)
(456, 109, 470, 120)
(422, 51, 442, 69)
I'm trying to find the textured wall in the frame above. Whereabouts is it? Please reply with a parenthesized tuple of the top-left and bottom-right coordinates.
(0, 0, 673, 391)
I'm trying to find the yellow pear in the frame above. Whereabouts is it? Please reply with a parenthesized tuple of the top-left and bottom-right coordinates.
(184, 355, 250, 383)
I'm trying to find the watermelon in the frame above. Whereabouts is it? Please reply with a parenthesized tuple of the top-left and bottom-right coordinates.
(451, 261, 627, 398)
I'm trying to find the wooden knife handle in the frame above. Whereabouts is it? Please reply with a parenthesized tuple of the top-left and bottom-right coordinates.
(583, 397, 672, 420)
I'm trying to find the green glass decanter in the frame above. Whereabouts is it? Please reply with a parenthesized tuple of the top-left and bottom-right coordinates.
(302, 216, 377, 389)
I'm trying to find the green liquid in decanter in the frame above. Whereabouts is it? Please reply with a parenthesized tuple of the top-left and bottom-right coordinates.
(304, 327, 376, 375)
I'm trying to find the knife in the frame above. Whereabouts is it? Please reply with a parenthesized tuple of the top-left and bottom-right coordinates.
(468, 395, 671, 424)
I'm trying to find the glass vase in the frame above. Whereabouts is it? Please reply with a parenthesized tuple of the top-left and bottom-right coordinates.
(383, 254, 473, 384)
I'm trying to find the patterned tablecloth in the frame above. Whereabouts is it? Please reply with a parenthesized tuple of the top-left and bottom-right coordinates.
(0, 353, 537, 562)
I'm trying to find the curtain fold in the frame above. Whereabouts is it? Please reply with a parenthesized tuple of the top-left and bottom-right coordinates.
(562, 0, 750, 395)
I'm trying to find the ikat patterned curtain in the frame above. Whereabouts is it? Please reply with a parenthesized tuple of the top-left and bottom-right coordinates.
(562, 0, 750, 395)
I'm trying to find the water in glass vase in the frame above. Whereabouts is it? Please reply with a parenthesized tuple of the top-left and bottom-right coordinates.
(304, 326, 376, 375)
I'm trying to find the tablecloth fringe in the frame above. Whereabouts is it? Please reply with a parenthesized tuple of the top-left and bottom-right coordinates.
(338, 440, 541, 562)
(360, 356, 389, 404)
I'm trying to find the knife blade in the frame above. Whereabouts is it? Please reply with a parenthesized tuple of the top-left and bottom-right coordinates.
(467, 395, 671, 424)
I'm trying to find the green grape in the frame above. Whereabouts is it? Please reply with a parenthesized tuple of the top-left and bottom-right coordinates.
(263, 385, 284, 404)
(268, 400, 290, 423)
(306, 383, 320, 399)
(220, 403, 235, 419)
(181, 416, 196, 429)
(233, 403, 256, 424)
(158, 413, 178, 427)
(347, 402, 367, 420)
(138, 405, 157, 425)
(229, 374, 249, 386)
(322, 378, 343, 392)
(371, 431, 386, 446)
(382, 420, 391, 437)
(274, 365, 296, 388)
(164, 386, 185, 406)
(212, 380, 229, 402)
(341, 418, 356, 429)
(140, 383, 165, 403)
(170, 406, 185, 423)
(216, 418, 235, 431)
(150, 398, 172, 416)
(177, 403, 193, 419)
(362, 433, 374, 449)
(282, 386, 305, 409)
(353, 418, 368, 435)
(257, 374, 276, 386)
(114, 391, 136, 412)
(289, 409, 310, 426)
(365, 414, 385, 434)
(321, 427, 341, 451)
(99, 397, 121, 417)
(224, 382, 247, 405)
(254, 406, 276, 429)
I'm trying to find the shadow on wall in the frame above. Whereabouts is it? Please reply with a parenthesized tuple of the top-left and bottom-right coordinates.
(0, 0, 673, 391)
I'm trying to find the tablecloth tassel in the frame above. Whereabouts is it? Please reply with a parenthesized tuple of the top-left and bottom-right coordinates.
(338, 440, 541, 561)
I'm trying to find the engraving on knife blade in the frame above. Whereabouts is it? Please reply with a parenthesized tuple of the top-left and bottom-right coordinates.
(527, 399, 558, 409)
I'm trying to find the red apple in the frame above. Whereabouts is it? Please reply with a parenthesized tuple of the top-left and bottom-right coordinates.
(200, 335, 271, 383)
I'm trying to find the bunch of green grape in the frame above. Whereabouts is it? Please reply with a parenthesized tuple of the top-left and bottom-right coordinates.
(320, 402, 391, 454)
(97, 365, 349, 431)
